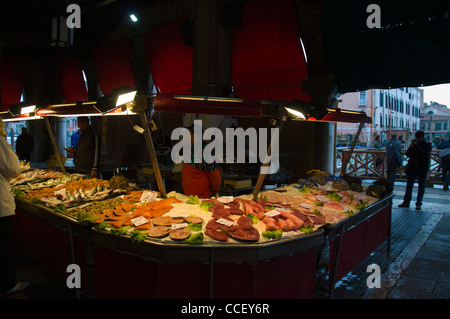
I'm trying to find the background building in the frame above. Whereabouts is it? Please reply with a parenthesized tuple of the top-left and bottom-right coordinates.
(420, 101, 450, 147)
(337, 87, 423, 147)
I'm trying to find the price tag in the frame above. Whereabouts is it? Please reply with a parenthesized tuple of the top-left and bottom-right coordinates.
(217, 196, 234, 204)
(264, 210, 280, 217)
(170, 214, 189, 218)
(140, 191, 157, 203)
(130, 216, 149, 227)
(299, 203, 313, 209)
(172, 222, 188, 230)
(274, 206, 290, 212)
(217, 218, 234, 226)
(54, 188, 66, 197)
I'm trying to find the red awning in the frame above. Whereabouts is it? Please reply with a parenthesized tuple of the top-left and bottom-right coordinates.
(0, 55, 25, 111)
(93, 39, 136, 96)
(142, 19, 193, 94)
(56, 56, 88, 103)
(232, 0, 310, 101)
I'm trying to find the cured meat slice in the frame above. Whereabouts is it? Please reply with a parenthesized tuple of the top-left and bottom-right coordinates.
(237, 216, 253, 227)
(285, 219, 298, 231)
(277, 219, 288, 231)
(228, 206, 243, 215)
(227, 228, 260, 242)
(148, 226, 171, 238)
(134, 223, 152, 230)
(183, 216, 204, 224)
(205, 228, 228, 242)
(324, 201, 343, 210)
(169, 227, 191, 240)
(277, 210, 305, 229)
(263, 217, 277, 231)
(152, 216, 184, 226)
(212, 209, 231, 219)
(206, 219, 222, 231)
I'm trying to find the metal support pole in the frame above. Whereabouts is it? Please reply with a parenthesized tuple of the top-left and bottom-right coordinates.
(340, 122, 363, 177)
(43, 116, 66, 174)
(134, 94, 167, 198)
(252, 118, 286, 201)
(329, 225, 345, 299)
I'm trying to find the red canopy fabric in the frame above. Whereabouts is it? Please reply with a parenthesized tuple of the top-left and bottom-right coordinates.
(0, 55, 26, 111)
(93, 39, 136, 96)
(56, 56, 88, 103)
(232, 0, 310, 101)
(142, 19, 193, 94)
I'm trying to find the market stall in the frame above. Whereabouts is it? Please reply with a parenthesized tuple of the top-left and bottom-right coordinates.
(3, 95, 394, 299)
(10, 163, 393, 298)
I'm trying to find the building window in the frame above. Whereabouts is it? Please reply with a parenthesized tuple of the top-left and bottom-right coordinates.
(380, 91, 384, 107)
(359, 91, 367, 106)
(380, 114, 383, 128)
(420, 123, 425, 130)
(445, 122, 448, 130)
(435, 123, 442, 130)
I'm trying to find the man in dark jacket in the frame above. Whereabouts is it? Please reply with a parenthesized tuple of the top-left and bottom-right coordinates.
(398, 130, 432, 210)
(15, 127, 33, 162)
(66, 117, 100, 178)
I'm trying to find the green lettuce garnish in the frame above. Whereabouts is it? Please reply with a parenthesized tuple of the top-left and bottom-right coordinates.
(186, 195, 200, 205)
(262, 229, 283, 240)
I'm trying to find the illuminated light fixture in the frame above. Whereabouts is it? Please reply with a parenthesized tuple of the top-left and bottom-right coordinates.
(20, 105, 36, 115)
(285, 107, 306, 120)
(130, 14, 138, 22)
(94, 86, 137, 114)
(8, 102, 37, 117)
(116, 90, 137, 107)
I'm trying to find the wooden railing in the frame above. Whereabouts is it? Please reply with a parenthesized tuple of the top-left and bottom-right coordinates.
(340, 148, 443, 186)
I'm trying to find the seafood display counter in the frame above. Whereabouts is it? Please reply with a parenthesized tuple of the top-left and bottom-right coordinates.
(11, 169, 393, 298)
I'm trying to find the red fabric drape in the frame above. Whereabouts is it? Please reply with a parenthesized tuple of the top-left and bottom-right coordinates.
(232, 0, 310, 101)
(0, 55, 26, 111)
(93, 39, 136, 96)
(142, 19, 193, 94)
(56, 56, 88, 103)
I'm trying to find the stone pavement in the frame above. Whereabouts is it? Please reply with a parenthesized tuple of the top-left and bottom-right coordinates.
(327, 182, 450, 299)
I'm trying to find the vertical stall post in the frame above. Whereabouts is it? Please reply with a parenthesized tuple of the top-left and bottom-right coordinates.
(43, 116, 66, 174)
(340, 122, 363, 177)
(134, 94, 167, 198)
(252, 117, 286, 201)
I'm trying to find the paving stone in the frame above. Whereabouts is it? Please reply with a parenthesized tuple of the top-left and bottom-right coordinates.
(404, 258, 450, 282)
(416, 244, 450, 263)
(434, 281, 450, 298)
(392, 275, 436, 293)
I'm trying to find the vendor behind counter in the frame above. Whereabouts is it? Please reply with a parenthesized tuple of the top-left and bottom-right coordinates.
(182, 125, 221, 199)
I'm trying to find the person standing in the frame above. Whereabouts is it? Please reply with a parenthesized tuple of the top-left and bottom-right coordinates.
(65, 117, 100, 178)
(385, 133, 402, 186)
(372, 135, 382, 167)
(398, 130, 432, 210)
(181, 124, 221, 199)
(398, 134, 406, 149)
(15, 127, 34, 163)
(437, 135, 450, 191)
(372, 135, 382, 148)
(0, 119, 29, 296)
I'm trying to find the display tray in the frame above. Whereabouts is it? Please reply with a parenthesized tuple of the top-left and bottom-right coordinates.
(12, 169, 388, 263)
